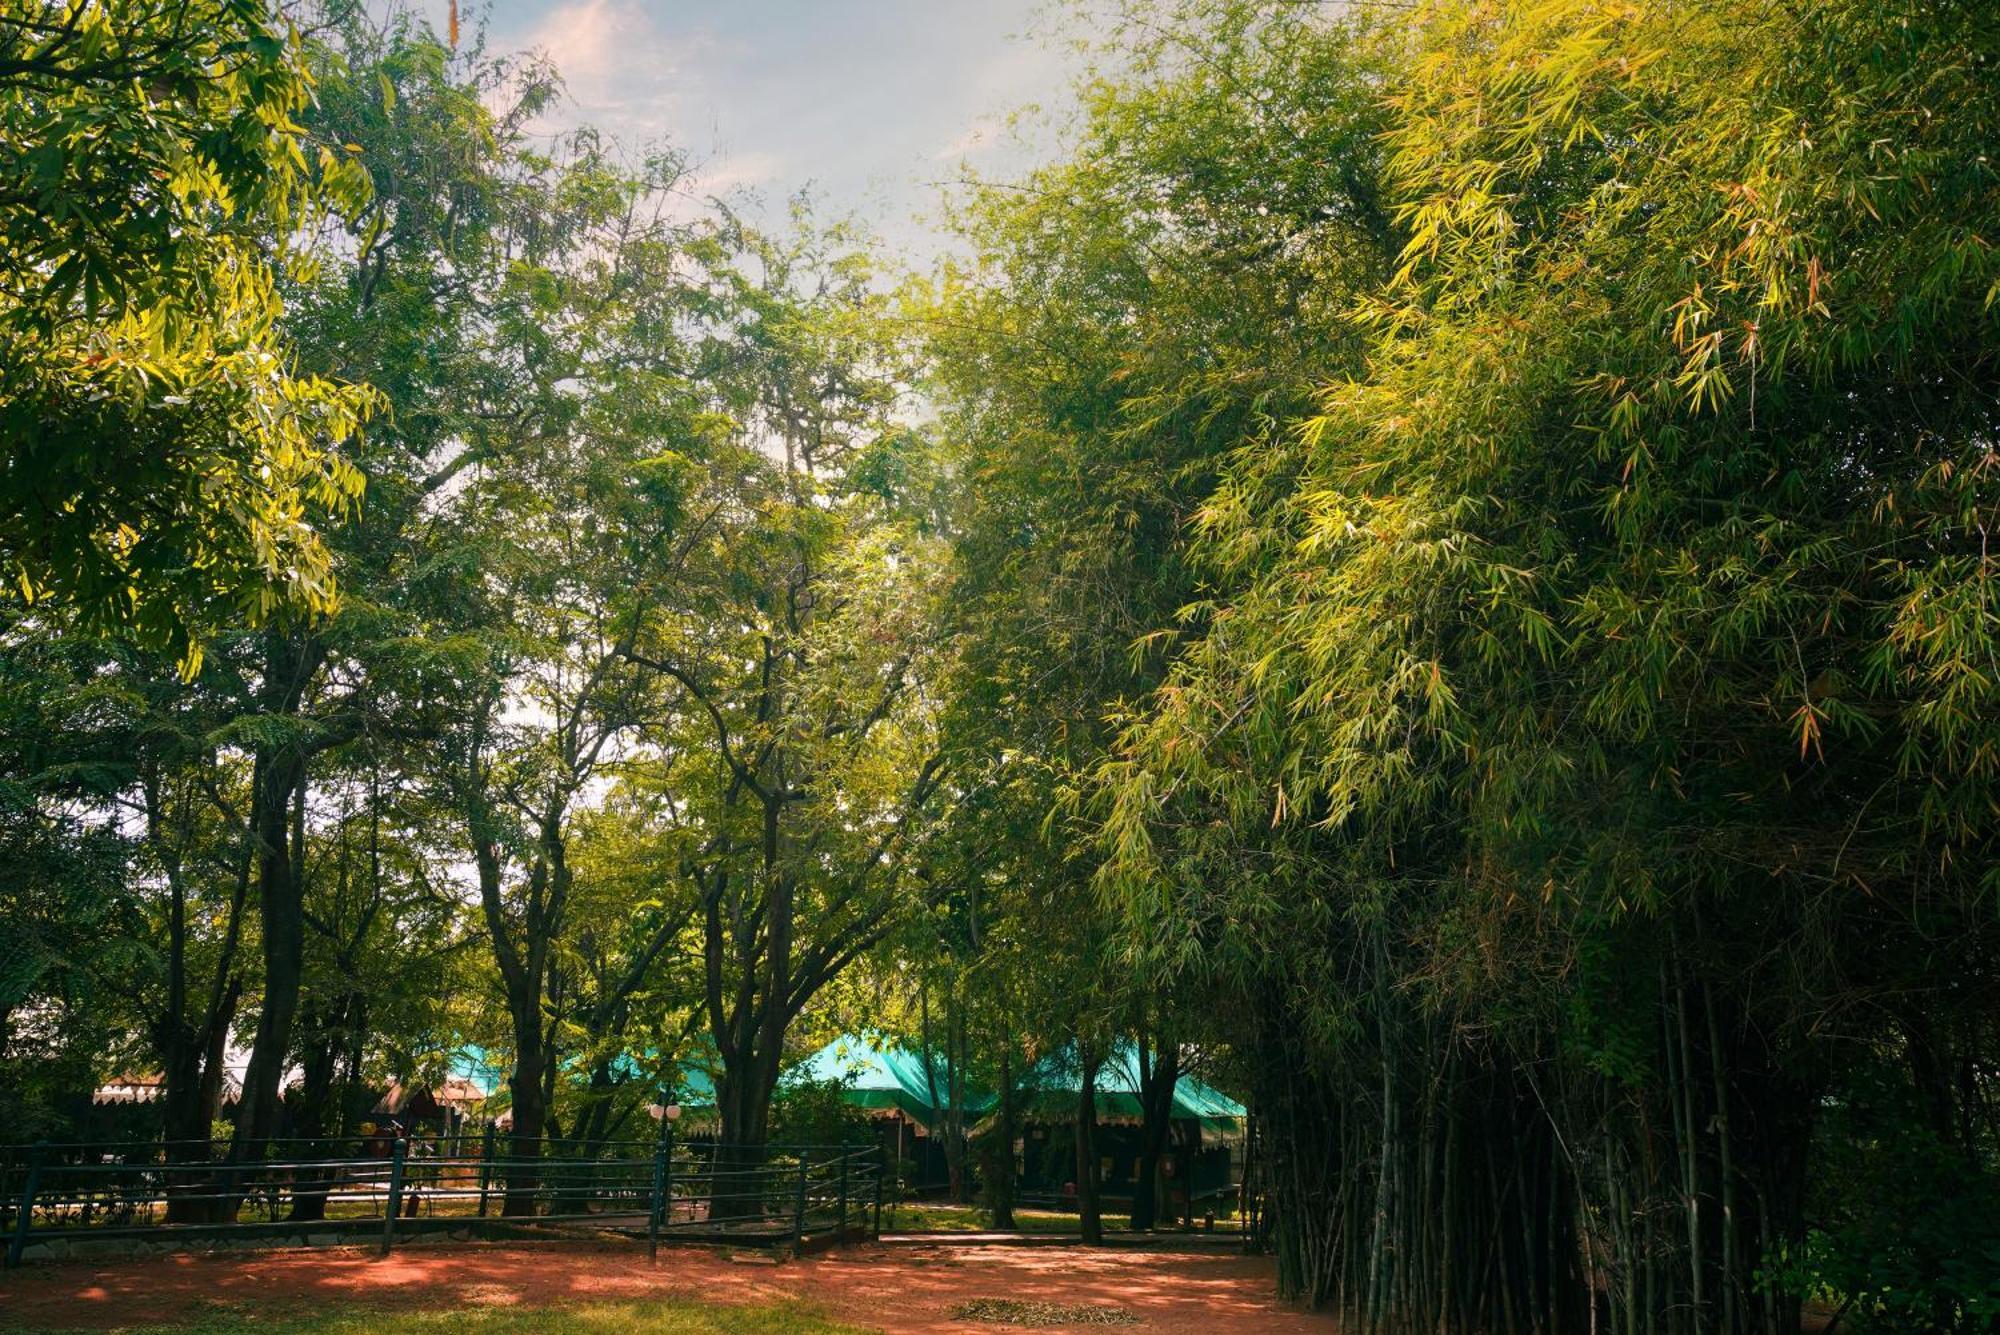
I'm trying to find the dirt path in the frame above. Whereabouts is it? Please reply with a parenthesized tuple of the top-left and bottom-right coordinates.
(0, 1239, 1339, 1333)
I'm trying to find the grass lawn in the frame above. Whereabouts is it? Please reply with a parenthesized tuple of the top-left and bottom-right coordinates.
(881, 1201, 1080, 1234)
(2, 1298, 866, 1335)
(884, 1200, 1244, 1237)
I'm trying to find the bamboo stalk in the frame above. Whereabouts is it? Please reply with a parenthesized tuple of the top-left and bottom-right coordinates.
(1703, 983, 1737, 1335)
(1674, 980, 1704, 1334)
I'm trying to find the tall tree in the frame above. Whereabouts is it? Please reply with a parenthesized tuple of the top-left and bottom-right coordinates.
(619, 232, 953, 1169)
(425, 134, 726, 1209)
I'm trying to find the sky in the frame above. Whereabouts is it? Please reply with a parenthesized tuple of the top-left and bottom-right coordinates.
(440, 0, 1091, 262)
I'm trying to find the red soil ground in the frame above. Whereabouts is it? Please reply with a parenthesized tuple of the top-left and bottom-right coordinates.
(0, 1238, 1340, 1334)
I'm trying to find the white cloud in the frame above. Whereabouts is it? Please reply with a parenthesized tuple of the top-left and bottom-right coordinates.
(519, 0, 644, 86)
(933, 116, 1002, 162)
(511, 0, 696, 142)
(483, 0, 1087, 264)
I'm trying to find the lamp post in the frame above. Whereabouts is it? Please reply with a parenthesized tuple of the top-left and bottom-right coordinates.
(648, 1099, 682, 1259)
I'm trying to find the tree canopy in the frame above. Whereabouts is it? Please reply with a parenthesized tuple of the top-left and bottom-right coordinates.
(4, 1, 2000, 1329)
(1, 0, 376, 663)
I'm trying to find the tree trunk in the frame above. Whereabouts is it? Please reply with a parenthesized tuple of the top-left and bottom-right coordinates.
(161, 974, 240, 1223)
(287, 992, 359, 1223)
(989, 1046, 1017, 1230)
(573, 1058, 618, 1155)
(502, 984, 547, 1216)
(946, 1006, 969, 1203)
(230, 745, 308, 1177)
(1131, 1036, 1180, 1231)
(1076, 1049, 1104, 1245)
(228, 636, 327, 1186)
(711, 1046, 781, 1224)
(467, 784, 570, 1218)
(919, 980, 968, 1202)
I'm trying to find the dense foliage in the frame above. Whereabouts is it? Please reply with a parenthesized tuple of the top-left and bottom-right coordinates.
(0, 2, 951, 1203)
(1063, 1, 1998, 1330)
(0, 0, 375, 661)
(923, 0, 2000, 1328)
(4, 0, 1998, 1328)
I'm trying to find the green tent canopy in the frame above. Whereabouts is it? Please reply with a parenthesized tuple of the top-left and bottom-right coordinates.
(617, 1046, 720, 1130)
(659, 1058, 717, 1110)
(448, 1045, 505, 1097)
(792, 1033, 994, 1123)
(451, 1043, 715, 1106)
(1015, 1042, 1246, 1133)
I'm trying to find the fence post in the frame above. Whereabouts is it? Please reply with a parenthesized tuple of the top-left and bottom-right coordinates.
(476, 1123, 494, 1219)
(837, 1141, 850, 1244)
(872, 1146, 885, 1240)
(5, 1139, 47, 1269)
(380, 1137, 407, 1257)
(792, 1148, 811, 1251)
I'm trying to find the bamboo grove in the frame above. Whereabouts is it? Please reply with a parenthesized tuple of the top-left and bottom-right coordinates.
(937, 0, 2000, 1329)
(5, 0, 2000, 1329)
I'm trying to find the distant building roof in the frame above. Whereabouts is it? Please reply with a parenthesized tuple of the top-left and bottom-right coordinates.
(92, 1073, 164, 1105)
(93, 1070, 249, 1105)
(436, 1078, 491, 1107)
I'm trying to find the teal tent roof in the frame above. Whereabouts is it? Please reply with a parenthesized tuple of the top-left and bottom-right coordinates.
(609, 1047, 718, 1109)
(669, 1058, 717, 1109)
(793, 1033, 994, 1123)
(454, 1044, 716, 1108)
(449, 1046, 504, 1097)
(1017, 1042, 1246, 1132)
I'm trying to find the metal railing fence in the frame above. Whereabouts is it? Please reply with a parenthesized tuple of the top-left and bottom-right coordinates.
(2, 1137, 883, 1268)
